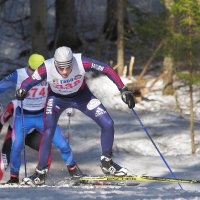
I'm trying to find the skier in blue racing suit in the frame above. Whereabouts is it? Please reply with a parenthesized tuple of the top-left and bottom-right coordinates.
(0, 100, 53, 181)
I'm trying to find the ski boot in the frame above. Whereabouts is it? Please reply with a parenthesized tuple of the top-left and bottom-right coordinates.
(100, 155, 128, 176)
(7, 175, 19, 185)
(22, 167, 48, 186)
(68, 163, 84, 178)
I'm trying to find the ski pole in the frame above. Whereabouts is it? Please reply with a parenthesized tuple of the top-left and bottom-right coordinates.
(21, 100, 27, 177)
(65, 108, 74, 143)
(131, 108, 183, 190)
(67, 114, 71, 143)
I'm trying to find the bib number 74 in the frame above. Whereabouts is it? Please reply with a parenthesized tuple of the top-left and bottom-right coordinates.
(27, 87, 46, 97)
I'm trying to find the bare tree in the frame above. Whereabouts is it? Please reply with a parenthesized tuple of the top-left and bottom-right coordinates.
(103, 0, 129, 41)
(186, 3, 196, 154)
(54, 0, 81, 49)
(117, 0, 126, 76)
(103, 0, 130, 75)
(30, 0, 48, 57)
(103, 0, 117, 41)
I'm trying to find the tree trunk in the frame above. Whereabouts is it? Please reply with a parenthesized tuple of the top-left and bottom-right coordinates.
(188, 7, 195, 154)
(117, 0, 125, 76)
(103, 0, 129, 41)
(103, 0, 117, 41)
(54, 0, 81, 50)
(162, 0, 174, 95)
(189, 84, 195, 153)
(30, 0, 48, 58)
(162, 56, 174, 95)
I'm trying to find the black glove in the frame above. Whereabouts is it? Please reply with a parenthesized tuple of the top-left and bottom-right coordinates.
(16, 89, 27, 100)
(120, 86, 135, 109)
(0, 122, 3, 133)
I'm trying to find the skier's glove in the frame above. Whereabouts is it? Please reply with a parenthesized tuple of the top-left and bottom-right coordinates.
(0, 122, 3, 133)
(16, 89, 27, 100)
(120, 86, 135, 109)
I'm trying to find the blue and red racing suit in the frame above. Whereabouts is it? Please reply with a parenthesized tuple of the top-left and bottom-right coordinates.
(0, 100, 53, 180)
(0, 67, 75, 177)
(20, 55, 125, 170)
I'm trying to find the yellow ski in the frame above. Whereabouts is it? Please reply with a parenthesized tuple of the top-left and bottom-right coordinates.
(79, 175, 200, 184)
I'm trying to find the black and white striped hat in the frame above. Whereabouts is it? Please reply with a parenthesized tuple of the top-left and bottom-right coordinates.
(54, 46, 73, 68)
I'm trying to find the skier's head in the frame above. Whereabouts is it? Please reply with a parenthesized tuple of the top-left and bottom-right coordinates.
(54, 46, 73, 78)
(54, 46, 73, 68)
(28, 54, 45, 70)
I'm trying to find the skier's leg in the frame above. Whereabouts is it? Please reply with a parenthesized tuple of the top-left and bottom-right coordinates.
(52, 125, 83, 177)
(76, 88, 128, 176)
(0, 125, 12, 180)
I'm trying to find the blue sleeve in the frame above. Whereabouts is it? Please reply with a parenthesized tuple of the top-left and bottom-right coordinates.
(0, 71, 18, 93)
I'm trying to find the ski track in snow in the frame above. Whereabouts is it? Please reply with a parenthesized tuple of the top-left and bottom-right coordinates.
(1, 109, 200, 199)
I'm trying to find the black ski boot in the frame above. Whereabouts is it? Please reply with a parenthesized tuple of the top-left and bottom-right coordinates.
(22, 167, 48, 186)
(100, 155, 128, 176)
(68, 163, 84, 178)
(7, 175, 19, 185)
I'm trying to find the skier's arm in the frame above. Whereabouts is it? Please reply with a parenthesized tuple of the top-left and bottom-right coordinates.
(82, 56, 124, 90)
(0, 71, 18, 93)
(82, 56, 135, 109)
(20, 64, 47, 91)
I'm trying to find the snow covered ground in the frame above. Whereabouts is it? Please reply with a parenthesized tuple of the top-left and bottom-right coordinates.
(0, 0, 200, 199)
(1, 76, 200, 199)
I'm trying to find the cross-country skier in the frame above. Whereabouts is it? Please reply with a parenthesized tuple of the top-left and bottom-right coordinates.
(16, 46, 135, 185)
(0, 54, 83, 184)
